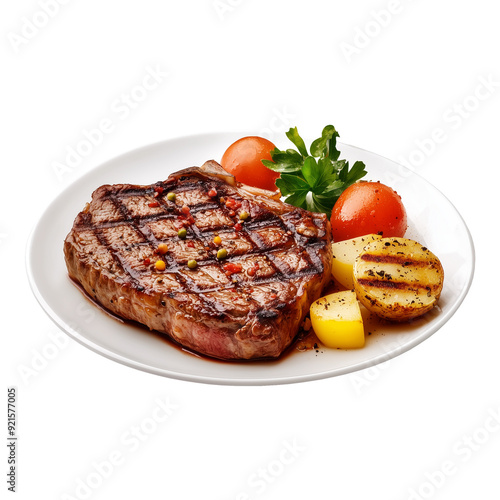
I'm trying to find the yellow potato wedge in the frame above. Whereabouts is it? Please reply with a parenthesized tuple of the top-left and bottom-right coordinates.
(353, 237, 444, 321)
(331, 234, 383, 289)
(310, 290, 365, 349)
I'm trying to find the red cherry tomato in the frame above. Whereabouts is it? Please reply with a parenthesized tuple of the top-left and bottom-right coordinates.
(221, 136, 279, 192)
(330, 181, 407, 242)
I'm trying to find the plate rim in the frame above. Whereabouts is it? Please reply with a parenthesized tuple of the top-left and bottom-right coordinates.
(25, 132, 476, 385)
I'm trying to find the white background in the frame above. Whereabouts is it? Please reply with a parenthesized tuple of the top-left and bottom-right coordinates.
(1, 1, 498, 499)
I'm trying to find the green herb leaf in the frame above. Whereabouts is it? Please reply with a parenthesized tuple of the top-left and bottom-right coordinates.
(275, 173, 310, 196)
(310, 125, 338, 158)
(301, 156, 320, 188)
(346, 160, 367, 184)
(331, 159, 346, 173)
(328, 129, 341, 161)
(262, 124, 367, 217)
(262, 148, 303, 173)
(315, 158, 339, 189)
(285, 127, 308, 157)
(284, 190, 309, 208)
(310, 193, 334, 214)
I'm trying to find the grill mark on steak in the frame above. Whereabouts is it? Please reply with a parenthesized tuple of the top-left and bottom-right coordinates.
(64, 161, 332, 360)
(93, 195, 165, 287)
(110, 187, 232, 318)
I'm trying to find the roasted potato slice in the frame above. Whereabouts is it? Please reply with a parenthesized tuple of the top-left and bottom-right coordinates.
(331, 234, 382, 289)
(353, 237, 444, 321)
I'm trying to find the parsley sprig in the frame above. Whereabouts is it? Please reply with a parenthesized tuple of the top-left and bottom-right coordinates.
(262, 125, 367, 216)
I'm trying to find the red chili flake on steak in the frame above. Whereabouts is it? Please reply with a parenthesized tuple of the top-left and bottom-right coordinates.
(177, 214, 194, 227)
(223, 263, 242, 275)
(225, 197, 241, 210)
(247, 262, 260, 277)
(148, 201, 160, 208)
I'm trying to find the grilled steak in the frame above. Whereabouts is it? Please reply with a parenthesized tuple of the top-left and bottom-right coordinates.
(64, 161, 332, 360)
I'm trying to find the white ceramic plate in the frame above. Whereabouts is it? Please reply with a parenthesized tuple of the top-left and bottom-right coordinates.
(26, 133, 475, 385)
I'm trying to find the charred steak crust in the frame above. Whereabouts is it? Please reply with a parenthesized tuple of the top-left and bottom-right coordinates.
(64, 161, 332, 360)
